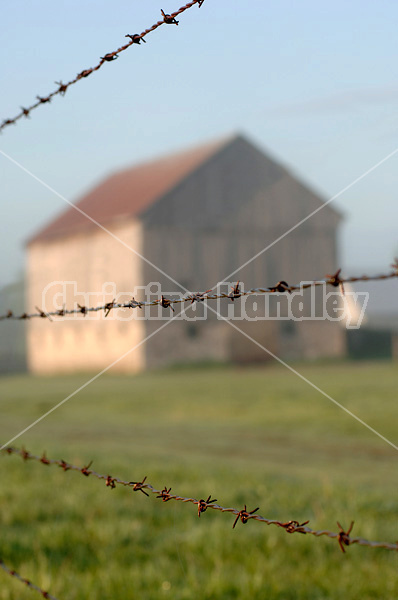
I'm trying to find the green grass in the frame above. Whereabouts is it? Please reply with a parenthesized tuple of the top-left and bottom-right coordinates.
(0, 361, 397, 599)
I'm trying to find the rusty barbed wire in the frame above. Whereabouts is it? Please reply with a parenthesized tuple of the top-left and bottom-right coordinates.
(0, 0, 205, 133)
(2, 446, 397, 553)
(0, 557, 59, 600)
(0, 265, 397, 322)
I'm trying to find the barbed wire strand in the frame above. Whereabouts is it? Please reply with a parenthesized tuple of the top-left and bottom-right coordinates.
(1, 265, 397, 322)
(2, 446, 397, 553)
(0, 0, 205, 133)
(0, 557, 59, 600)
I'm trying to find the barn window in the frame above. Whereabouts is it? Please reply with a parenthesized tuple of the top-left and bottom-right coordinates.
(279, 320, 296, 337)
(186, 323, 199, 339)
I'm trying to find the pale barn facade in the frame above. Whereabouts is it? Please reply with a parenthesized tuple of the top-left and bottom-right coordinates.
(27, 134, 345, 373)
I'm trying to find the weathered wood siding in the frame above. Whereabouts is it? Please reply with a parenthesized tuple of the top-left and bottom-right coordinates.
(27, 135, 344, 372)
(140, 136, 344, 366)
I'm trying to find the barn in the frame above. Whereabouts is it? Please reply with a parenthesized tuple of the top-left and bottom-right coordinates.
(26, 134, 345, 373)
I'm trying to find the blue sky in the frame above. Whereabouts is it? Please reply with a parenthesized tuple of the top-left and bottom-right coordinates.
(1, 0, 397, 286)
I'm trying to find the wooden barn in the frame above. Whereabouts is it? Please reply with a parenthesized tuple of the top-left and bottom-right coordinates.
(26, 134, 345, 373)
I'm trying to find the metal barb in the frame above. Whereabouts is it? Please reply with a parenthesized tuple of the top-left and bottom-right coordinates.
(161, 9, 179, 25)
(125, 34, 146, 44)
(1, 266, 397, 321)
(0, 558, 58, 600)
(157, 486, 172, 501)
(232, 505, 260, 528)
(189, 289, 212, 303)
(104, 299, 116, 317)
(35, 306, 53, 321)
(36, 96, 51, 104)
(81, 460, 93, 476)
(40, 452, 50, 465)
(77, 69, 92, 79)
(2, 446, 397, 553)
(229, 281, 241, 302)
(270, 280, 292, 294)
(128, 296, 142, 309)
(279, 519, 310, 534)
(157, 295, 175, 312)
(59, 460, 71, 471)
(197, 495, 217, 517)
(337, 521, 354, 553)
(55, 81, 68, 95)
(106, 475, 117, 489)
(130, 476, 149, 496)
(77, 303, 87, 316)
(0, 0, 205, 132)
(101, 53, 119, 62)
(326, 268, 345, 295)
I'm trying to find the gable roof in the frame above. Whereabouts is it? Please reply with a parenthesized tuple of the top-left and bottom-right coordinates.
(28, 136, 231, 244)
(28, 133, 342, 244)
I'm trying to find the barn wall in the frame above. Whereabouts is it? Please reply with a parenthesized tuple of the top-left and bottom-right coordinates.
(26, 135, 344, 373)
(142, 319, 231, 369)
(138, 137, 343, 368)
(27, 219, 145, 373)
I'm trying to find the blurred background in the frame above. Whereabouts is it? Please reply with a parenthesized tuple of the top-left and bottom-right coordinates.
(0, 2, 397, 599)
(1, 1, 398, 372)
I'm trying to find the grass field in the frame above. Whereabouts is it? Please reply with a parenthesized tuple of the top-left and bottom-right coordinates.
(0, 360, 397, 599)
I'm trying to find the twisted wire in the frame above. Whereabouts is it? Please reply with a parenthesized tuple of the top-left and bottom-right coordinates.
(0, 558, 59, 600)
(2, 446, 397, 553)
(1, 266, 397, 321)
(0, 1, 205, 133)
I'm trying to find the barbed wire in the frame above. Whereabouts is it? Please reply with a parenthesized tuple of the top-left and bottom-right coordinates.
(1, 264, 397, 322)
(0, 557, 59, 600)
(2, 446, 397, 553)
(0, 0, 205, 133)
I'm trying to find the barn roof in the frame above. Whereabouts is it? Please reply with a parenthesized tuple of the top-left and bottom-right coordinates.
(28, 133, 342, 244)
(28, 136, 230, 244)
